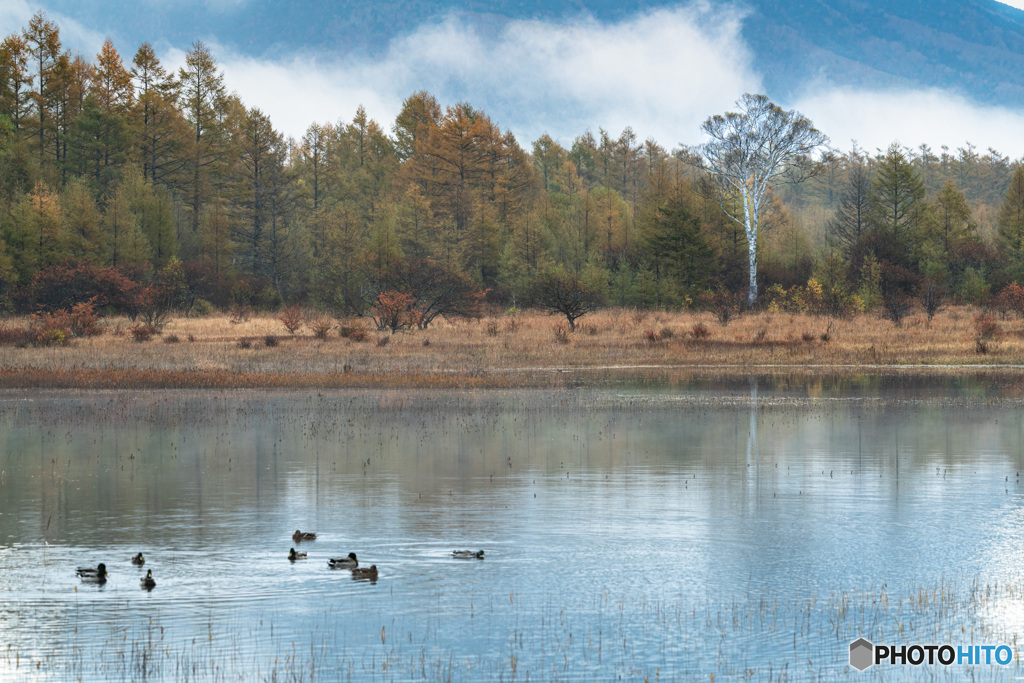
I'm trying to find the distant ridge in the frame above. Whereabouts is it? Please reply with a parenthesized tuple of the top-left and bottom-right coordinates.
(741, 0, 1024, 106)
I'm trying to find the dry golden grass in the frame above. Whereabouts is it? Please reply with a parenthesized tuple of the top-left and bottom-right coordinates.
(1, 305, 1023, 389)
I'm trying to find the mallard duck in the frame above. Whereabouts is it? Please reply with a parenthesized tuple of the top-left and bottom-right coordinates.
(328, 552, 358, 568)
(288, 548, 307, 561)
(351, 565, 378, 580)
(130, 553, 145, 566)
(140, 569, 156, 590)
(76, 563, 108, 583)
(292, 530, 317, 542)
(452, 550, 485, 559)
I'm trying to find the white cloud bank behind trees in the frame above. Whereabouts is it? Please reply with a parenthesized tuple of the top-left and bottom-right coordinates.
(4, 0, 1024, 156)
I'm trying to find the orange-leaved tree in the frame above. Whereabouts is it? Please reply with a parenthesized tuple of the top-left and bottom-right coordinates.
(370, 290, 415, 334)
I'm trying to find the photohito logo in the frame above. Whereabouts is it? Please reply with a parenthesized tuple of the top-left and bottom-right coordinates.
(849, 638, 1013, 671)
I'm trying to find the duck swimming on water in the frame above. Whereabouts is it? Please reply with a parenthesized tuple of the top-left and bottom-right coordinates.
(76, 563, 108, 583)
(351, 565, 378, 580)
(328, 553, 358, 568)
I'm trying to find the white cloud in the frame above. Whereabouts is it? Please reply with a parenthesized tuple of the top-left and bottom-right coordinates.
(794, 88, 1024, 158)
(192, 3, 1024, 158)
(11, 1, 1024, 158)
(0, 0, 106, 57)
(172, 4, 761, 148)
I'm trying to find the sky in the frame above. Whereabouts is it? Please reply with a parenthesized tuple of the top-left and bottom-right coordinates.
(3, 0, 1024, 157)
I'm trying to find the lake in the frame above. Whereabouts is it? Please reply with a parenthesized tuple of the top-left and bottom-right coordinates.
(2, 374, 1024, 680)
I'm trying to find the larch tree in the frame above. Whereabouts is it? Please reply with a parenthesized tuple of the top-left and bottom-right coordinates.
(231, 107, 280, 277)
(997, 166, 1024, 277)
(200, 198, 232, 276)
(928, 179, 974, 255)
(131, 43, 185, 186)
(60, 176, 104, 263)
(695, 93, 827, 305)
(103, 180, 149, 268)
(22, 11, 61, 167)
(0, 35, 32, 132)
(392, 90, 440, 161)
(298, 122, 330, 211)
(826, 148, 871, 256)
(396, 185, 436, 260)
(867, 143, 927, 242)
(179, 40, 227, 237)
(6, 181, 65, 279)
(533, 134, 566, 193)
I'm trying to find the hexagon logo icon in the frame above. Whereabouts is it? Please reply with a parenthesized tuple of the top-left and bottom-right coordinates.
(849, 638, 874, 671)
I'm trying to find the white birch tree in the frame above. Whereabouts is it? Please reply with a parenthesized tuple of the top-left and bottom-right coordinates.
(695, 94, 827, 306)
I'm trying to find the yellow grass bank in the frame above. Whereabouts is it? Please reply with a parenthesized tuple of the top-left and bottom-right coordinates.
(1, 306, 1023, 389)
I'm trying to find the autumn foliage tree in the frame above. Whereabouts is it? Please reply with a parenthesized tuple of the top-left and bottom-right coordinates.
(369, 290, 415, 334)
(30, 260, 141, 312)
(527, 268, 604, 331)
(371, 257, 485, 328)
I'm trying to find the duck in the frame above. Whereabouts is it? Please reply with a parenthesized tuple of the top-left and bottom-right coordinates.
(130, 553, 145, 566)
(292, 530, 317, 542)
(288, 548, 307, 561)
(452, 550, 485, 559)
(76, 563, 108, 583)
(351, 565, 378, 580)
(140, 569, 156, 590)
(328, 552, 358, 568)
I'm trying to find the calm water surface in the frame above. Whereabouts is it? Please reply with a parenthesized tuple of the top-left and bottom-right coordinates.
(2, 375, 1024, 680)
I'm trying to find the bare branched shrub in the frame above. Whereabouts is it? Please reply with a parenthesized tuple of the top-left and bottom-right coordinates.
(263, 335, 279, 347)
(974, 313, 999, 340)
(485, 319, 500, 336)
(130, 324, 158, 343)
(229, 306, 254, 324)
(0, 324, 34, 347)
(690, 322, 710, 339)
(881, 293, 913, 325)
(820, 318, 835, 343)
(309, 317, 334, 340)
(699, 291, 742, 326)
(164, 334, 180, 344)
(973, 313, 999, 354)
(278, 304, 303, 335)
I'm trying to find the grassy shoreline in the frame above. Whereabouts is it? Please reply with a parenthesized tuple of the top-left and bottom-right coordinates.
(2, 305, 1024, 389)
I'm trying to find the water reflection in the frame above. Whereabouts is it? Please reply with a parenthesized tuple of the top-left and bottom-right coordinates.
(0, 378, 1023, 679)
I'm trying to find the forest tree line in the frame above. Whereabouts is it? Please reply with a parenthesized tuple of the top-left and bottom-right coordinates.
(2, 12, 1024, 326)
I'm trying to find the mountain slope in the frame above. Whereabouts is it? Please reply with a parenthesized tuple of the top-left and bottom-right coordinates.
(743, 0, 1024, 104)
